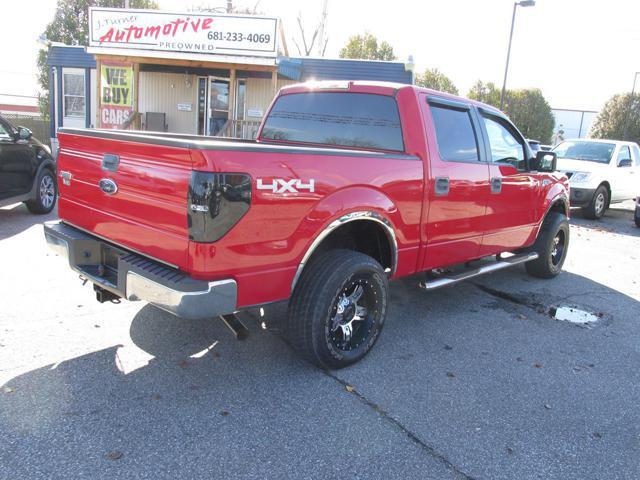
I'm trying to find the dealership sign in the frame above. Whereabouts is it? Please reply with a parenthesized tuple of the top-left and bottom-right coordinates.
(89, 8, 278, 58)
(100, 62, 134, 129)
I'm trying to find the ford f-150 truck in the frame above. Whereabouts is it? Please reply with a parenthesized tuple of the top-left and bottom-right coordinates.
(45, 81, 569, 369)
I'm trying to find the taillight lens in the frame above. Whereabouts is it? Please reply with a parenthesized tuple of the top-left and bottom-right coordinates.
(187, 172, 252, 242)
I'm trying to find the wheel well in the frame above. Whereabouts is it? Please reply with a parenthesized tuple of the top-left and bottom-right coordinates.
(548, 198, 568, 217)
(306, 220, 393, 272)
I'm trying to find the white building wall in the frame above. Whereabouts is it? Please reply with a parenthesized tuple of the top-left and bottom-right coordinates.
(138, 71, 198, 134)
(244, 77, 296, 120)
(552, 109, 598, 141)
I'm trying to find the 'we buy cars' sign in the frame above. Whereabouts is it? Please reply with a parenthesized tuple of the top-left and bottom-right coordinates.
(99, 62, 134, 129)
(89, 7, 278, 58)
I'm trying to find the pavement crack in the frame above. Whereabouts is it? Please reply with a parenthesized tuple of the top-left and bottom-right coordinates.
(322, 369, 477, 480)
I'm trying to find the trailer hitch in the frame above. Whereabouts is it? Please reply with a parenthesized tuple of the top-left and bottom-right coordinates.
(220, 314, 249, 340)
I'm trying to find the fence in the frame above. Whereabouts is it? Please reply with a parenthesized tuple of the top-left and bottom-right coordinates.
(222, 119, 262, 140)
(2, 114, 50, 147)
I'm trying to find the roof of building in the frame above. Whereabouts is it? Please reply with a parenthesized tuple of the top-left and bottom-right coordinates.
(278, 57, 412, 84)
(46, 45, 96, 68)
(45, 45, 412, 84)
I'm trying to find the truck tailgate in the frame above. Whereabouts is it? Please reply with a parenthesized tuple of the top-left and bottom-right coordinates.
(56, 130, 192, 270)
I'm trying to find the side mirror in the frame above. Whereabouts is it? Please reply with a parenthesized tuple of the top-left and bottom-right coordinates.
(17, 127, 32, 141)
(618, 158, 632, 167)
(531, 151, 557, 172)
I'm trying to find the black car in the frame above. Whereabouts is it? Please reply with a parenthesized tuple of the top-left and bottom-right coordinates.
(0, 114, 57, 214)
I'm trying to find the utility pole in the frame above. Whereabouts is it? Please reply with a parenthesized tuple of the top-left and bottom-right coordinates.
(622, 72, 639, 141)
(500, 1, 535, 110)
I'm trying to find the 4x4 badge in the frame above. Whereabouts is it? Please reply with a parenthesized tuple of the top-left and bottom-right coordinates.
(99, 178, 118, 195)
(256, 178, 315, 194)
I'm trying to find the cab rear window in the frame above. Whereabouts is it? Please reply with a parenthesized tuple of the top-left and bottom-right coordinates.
(261, 92, 404, 152)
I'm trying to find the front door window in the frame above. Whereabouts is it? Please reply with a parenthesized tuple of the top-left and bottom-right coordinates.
(208, 79, 229, 136)
(482, 116, 526, 170)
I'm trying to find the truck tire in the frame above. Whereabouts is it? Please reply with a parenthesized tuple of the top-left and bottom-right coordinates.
(287, 249, 388, 369)
(583, 185, 608, 220)
(525, 212, 570, 279)
(25, 168, 57, 214)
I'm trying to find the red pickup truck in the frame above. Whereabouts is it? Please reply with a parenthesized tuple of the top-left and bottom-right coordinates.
(45, 81, 569, 368)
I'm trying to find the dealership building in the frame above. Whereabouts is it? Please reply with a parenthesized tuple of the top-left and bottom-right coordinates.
(45, 7, 413, 148)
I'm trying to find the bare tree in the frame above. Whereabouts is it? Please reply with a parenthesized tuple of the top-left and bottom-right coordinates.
(292, 9, 328, 57)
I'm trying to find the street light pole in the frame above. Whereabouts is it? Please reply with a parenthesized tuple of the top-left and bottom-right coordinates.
(500, 1, 535, 111)
(622, 72, 639, 141)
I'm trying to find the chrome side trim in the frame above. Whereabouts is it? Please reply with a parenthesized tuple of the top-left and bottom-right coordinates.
(126, 272, 237, 320)
(290, 211, 398, 292)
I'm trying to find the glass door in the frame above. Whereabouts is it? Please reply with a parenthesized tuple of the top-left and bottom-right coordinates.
(207, 77, 230, 136)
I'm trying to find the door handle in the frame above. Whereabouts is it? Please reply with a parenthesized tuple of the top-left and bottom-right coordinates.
(434, 176, 450, 196)
(490, 176, 502, 194)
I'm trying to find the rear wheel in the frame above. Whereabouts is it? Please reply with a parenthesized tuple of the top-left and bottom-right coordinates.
(287, 249, 388, 369)
(635, 206, 640, 228)
(525, 212, 570, 278)
(25, 169, 57, 214)
(583, 185, 608, 220)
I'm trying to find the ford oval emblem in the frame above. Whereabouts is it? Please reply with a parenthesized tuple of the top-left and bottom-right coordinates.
(99, 178, 118, 195)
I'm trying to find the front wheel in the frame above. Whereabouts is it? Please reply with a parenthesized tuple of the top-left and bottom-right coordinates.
(635, 205, 640, 228)
(287, 250, 388, 369)
(525, 212, 570, 279)
(583, 185, 608, 220)
(25, 169, 57, 214)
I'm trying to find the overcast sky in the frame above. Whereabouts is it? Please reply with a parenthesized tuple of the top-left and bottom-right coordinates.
(2, 0, 639, 111)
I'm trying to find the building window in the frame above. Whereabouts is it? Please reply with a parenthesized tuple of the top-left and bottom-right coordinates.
(236, 79, 246, 121)
(63, 70, 85, 118)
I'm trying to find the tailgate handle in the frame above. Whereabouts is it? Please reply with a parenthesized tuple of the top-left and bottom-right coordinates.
(102, 154, 120, 172)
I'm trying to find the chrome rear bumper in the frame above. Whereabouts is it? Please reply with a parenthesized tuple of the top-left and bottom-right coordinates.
(44, 221, 237, 320)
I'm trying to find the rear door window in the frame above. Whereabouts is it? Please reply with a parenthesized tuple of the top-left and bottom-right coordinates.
(261, 92, 404, 151)
(429, 104, 479, 162)
(632, 144, 640, 166)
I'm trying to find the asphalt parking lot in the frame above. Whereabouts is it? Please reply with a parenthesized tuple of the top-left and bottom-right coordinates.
(1, 201, 639, 480)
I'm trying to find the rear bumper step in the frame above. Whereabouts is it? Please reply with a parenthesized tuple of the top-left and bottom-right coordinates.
(419, 252, 539, 291)
(44, 221, 237, 320)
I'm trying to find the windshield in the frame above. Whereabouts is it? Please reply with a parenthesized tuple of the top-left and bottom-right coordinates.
(552, 141, 615, 163)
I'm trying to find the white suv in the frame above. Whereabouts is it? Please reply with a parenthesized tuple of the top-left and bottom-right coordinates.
(553, 139, 640, 219)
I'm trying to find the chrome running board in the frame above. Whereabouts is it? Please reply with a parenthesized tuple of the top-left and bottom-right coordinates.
(418, 252, 539, 291)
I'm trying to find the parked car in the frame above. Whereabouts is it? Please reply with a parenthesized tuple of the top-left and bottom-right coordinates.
(45, 81, 569, 369)
(0, 114, 57, 214)
(553, 139, 640, 219)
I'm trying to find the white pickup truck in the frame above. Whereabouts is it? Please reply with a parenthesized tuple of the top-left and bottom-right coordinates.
(553, 139, 640, 219)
